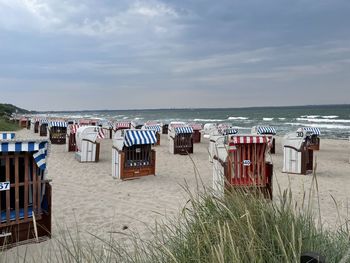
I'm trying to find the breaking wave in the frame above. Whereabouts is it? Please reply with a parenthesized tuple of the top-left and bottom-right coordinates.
(286, 122, 350, 129)
(296, 118, 350, 123)
(193, 119, 224, 122)
(227, 117, 248, 120)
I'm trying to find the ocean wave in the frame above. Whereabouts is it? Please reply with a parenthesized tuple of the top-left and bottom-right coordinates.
(232, 126, 251, 130)
(193, 119, 224, 122)
(122, 116, 129, 119)
(286, 122, 350, 130)
(65, 115, 86, 119)
(296, 118, 350, 123)
(321, 115, 338, 119)
(227, 117, 248, 120)
(263, 118, 274, 121)
(134, 117, 144, 120)
(278, 118, 286, 120)
(300, 115, 320, 118)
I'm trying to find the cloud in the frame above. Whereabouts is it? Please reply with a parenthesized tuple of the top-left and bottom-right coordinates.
(0, 0, 350, 110)
(0, 0, 180, 37)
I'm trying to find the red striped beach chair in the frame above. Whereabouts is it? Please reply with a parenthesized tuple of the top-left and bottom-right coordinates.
(213, 135, 273, 198)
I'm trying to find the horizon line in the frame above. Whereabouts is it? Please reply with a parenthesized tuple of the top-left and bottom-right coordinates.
(30, 103, 350, 113)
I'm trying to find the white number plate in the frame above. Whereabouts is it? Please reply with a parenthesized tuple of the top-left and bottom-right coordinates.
(0, 182, 10, 191)
(243, 160, 251, 166)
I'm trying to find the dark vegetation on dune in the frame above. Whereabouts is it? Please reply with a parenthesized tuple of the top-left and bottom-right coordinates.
(0, 103, 29, 130)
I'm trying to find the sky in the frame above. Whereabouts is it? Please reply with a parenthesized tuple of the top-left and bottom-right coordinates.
(0, 0, 350, 111)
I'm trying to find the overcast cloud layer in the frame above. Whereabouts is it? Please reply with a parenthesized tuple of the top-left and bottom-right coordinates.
(0, 0, 349, 110)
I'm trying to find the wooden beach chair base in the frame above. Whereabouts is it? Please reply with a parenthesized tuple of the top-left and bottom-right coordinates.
(0, 183, 52, 249)
(112, 147, 156, 180)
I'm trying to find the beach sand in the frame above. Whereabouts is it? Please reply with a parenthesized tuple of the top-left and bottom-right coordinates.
(3, 129, 350, 261)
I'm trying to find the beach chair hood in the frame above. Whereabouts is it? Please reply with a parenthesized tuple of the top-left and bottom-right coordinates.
(113, 129, 157, 150)
(142, 124, 161, 133)
(252, 126, 276, 135)
(76, 126, 99, 147)
(0, 132, 16, 140)
(0, 139, 50, 171)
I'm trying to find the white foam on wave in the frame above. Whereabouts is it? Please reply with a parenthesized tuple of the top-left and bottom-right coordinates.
(65, 115, 85, 119)
(232, 126, 251, 130)
(321, 115, 338, 119)
(286, 122, 350, 130)
(278, 118, 286, 120)
(300, 115, 319, 118)
(134, 117, 144, 120)
(227, 117, 248, 120)
(193, 118, 224, 122)
(263, 118, 274, 121)
(122, 116, 129, 119)
(296, 118, 350, 123)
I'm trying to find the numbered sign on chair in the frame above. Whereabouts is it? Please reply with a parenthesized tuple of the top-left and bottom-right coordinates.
(243, 160, 251, 166)
(0, 181, 10, 191)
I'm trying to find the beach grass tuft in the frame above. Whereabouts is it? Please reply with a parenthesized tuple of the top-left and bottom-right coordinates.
(21, 183, 348, 263)
(1, 170, 349, 262)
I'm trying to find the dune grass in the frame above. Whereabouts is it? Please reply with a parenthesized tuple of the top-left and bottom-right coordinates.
(1, 166, 349, 262)
(0, 117, 20, 131)
(36, 182, 349, 263)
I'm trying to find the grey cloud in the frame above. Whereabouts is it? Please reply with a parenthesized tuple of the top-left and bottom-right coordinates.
(0, 0, 349, 110)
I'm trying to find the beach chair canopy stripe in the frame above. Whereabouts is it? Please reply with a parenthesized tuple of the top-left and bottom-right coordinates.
(229, 136, 269, 144)
(257, 126, 276, 135)
(221, 128, 238, 135)
(115, 122, 131, 129)
(40, 119, 49, 124)
(189, 123, 203, 130)
(145, 121, 158, 126)
(97, 128, 105, 139)
(144, 125, 161, 132)
(0, 133, 16, 140)
(49, 121, 67, 128)
(170, 123, 186, 128)
(174, 127, 194, 134)
(79, 119, 95, 125)
(0, 140, 49, 170)
(124, 130, 157, 147)
(69, 124, 80, 134)
(301, 127, 321, 135)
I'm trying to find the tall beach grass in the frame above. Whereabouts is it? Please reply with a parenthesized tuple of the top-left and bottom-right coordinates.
(1, 165, 349, 262)
(16, 179, 347, 263)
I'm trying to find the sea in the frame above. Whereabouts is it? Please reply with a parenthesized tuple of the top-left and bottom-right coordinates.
(40, 104, 350, 139)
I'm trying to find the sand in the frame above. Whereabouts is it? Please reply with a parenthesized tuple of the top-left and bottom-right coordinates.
(2, 129, 350, 261)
